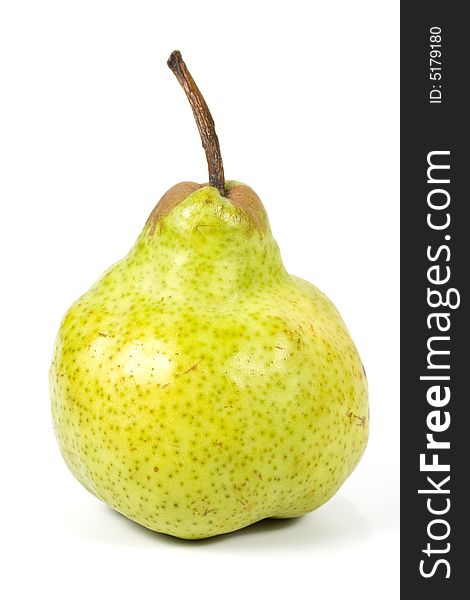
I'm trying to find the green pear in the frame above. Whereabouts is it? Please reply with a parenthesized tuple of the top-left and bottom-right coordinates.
(50, 51, 368, 539)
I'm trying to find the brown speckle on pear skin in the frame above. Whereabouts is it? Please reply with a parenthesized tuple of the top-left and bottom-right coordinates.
(146, 181, 268, 236)
(225, 182, 268, 231)
(146, 182, 202, 235)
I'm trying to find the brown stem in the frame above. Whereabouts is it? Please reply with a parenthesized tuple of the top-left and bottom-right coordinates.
(167, 50, 225, 197)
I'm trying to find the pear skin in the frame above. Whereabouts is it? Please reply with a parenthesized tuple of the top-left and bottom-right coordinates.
(51, 182, 368, 539)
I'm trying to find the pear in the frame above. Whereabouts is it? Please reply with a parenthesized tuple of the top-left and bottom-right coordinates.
(50, 51, 368, 540)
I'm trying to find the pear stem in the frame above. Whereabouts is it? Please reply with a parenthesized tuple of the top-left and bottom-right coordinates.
(167, 50, 225, 197)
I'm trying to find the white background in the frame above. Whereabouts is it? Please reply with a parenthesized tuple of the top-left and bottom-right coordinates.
(0, 1, 399, 598)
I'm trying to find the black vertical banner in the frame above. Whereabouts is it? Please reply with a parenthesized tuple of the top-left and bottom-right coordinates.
(401, 2, 468, 597)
